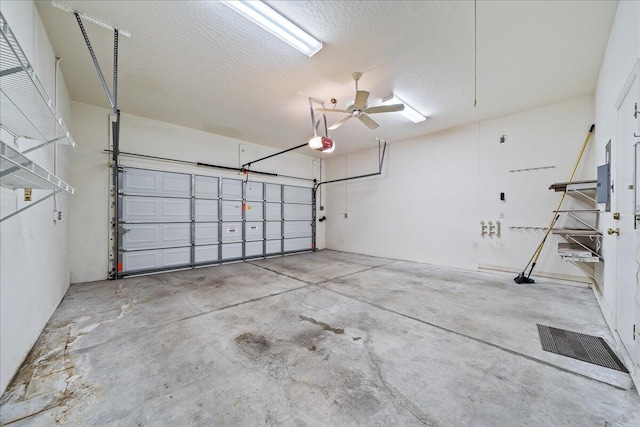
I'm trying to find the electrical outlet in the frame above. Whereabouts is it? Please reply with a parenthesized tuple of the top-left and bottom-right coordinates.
(500, 212, 505, 219)
(344, 213, 349, 219)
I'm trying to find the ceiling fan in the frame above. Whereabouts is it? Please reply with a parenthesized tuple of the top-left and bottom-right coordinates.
(316, 72, 405, 130)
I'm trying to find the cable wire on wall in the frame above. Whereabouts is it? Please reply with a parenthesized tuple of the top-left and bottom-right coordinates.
(474, 0, 477, 108)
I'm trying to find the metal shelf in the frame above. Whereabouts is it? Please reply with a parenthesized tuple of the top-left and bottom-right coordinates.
(1, 141, 74, 193)
(0, 12, 76, 149)
(549, 180, 597, 192)
(552, 228, 601, 236)
(549, 179, 602, 264)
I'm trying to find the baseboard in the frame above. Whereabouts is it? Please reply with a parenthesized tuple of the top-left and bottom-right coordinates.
(592, 286, 640, 394)
(478, 264, 591, 287)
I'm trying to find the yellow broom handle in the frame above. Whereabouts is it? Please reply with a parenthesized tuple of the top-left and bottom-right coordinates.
(522, 124, 595, 271)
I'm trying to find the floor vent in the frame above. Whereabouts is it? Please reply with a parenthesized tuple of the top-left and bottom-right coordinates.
(537, 324, 628, 372)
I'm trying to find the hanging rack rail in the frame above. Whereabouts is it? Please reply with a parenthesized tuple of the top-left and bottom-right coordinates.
(103, 149, 314, 182)
(242, 143, 309, 169)
(314, 139, 387, 190)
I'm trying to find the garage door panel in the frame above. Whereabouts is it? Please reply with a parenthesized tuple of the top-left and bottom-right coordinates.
(195, 199, 218, 221)
(266, 184, 282, 201)
(221, 222, 242, 242)
(266, 239, 282, 254)
(195, 223, 218, 244)
(245, 202, 263, 220)
(122, 223, 190, 250)
(284, 237, 312, 252)
(122, 168, 191, 197)
(222, 201, 243, 221)
(284, 221, 311, 238)
(266, 203, 281, 220)
(222, 243, 242, 260)
(222, 179, 243, 199)
(283, 186, 311, 204)
(118, 167, 314, 275)
(283, 203, 312, 221)
(122, 196, 191, 222)
(246, 222, 263, 241)
(195, 176, 218, 199)
(245, 241, 264, 257)
(122, 247, 191, 272)
(245, 182, 264, 200)
(265, 221, 282, 239)
(195, 245, 218, 263)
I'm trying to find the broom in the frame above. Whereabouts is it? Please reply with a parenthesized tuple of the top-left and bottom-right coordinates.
(514, 124, 595, 284)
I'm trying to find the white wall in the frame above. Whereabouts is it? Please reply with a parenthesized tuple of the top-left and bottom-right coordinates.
(478, 96, 595, 283)
(325, 124, 480, 269)
(325, 95, 595, 283)
(0, 1, 73, 394)
(593, 0, 640, 388)
(70, 102, 322, 283)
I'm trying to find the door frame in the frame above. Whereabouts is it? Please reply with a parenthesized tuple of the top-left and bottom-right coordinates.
(612, 58, 639, 366)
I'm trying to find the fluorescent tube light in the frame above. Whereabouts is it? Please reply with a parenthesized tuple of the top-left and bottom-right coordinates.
(382, 95, 426, 123)
(222, 1, 322, 57)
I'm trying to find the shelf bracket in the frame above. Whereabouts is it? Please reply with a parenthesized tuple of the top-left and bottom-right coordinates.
(0, 189, 61, 223)
(74, 11, 116, 112)
(21, 134, 69, 154)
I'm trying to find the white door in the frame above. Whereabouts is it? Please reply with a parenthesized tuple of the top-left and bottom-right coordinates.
(614, 64, 639, 366)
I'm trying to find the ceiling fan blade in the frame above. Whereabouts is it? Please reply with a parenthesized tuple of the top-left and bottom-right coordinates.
(359, 114, 379, 130)
(328, 115, 353, 130)
(354, 91, 370, 110)
(315, 108, 349, 113)
(365, 104, 405, 114)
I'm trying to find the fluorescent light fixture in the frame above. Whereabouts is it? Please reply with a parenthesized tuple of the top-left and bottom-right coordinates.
(221, 1, 322, 57)
(309, 136, 335, 153)
(382, 95, 426, 123)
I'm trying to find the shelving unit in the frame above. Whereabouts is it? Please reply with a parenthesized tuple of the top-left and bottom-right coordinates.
(0, 12, 75, 222)
(1, 12, 75, 149)
(1, 141, 74, 192)
(549, 180, 602, 263)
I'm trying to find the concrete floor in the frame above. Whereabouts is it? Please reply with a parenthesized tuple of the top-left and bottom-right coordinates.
(1, 250, 639, 426)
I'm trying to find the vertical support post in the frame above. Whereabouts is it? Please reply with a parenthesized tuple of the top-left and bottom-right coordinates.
(113, 28, 118, 111)
(242, 180, 246, 260)
(112, 110, 121, 278)
(312, 179, 317, 251)
(280, 184, 285, 254)
(262, 183, 267, 258)
(190, 174, 195, 267)
(217, 177, 223, 264)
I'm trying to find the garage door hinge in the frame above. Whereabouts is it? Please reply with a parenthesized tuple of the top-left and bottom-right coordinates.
(635, 103, 638, 119)
(634, 324, 636, 340)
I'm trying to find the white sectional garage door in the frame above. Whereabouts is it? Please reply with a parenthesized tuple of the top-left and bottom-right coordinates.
(118, 167, 313, 275)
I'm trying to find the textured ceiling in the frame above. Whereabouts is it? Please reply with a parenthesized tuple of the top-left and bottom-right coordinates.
(34, 0, 617, 156)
